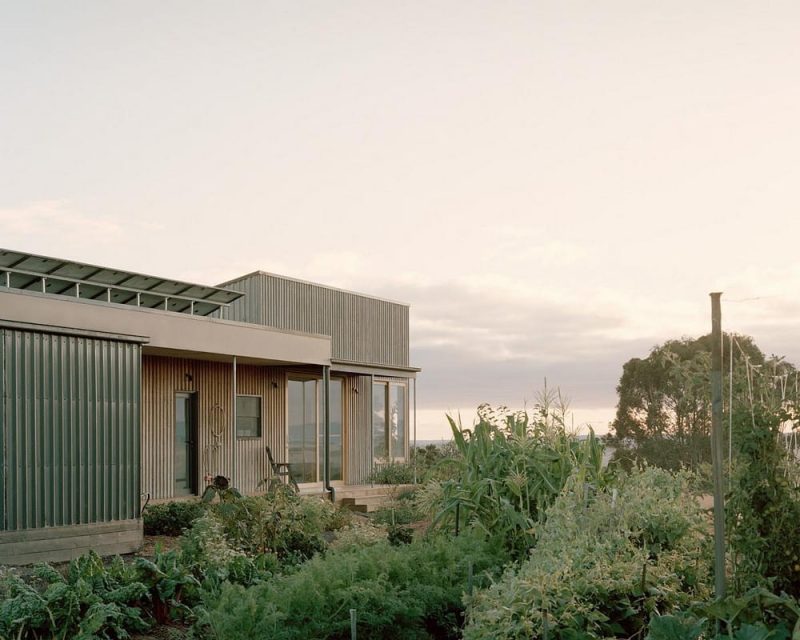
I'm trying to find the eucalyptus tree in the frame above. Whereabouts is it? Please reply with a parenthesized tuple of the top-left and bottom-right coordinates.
(608, 333, 768, 470)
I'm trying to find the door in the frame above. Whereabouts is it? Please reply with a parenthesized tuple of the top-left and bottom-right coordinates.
(288, 377, 344, 484)
(174, 392, 198, 496)
(373, 381, 407, 463)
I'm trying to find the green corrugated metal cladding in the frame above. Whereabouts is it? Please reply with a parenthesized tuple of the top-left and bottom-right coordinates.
(0, 328, 141, 531)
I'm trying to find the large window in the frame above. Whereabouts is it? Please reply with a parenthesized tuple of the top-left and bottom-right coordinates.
(236, 395, 262, 438)
(372, 381, 407, 462)
(288, 377, 344, 483)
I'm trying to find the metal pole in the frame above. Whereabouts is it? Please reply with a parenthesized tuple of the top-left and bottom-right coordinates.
(323, 365, 334, 502)
(370, 374, 375, 487)
(350, 609, 357, 640)
(710, 292, 727, 600)
(729, 332, 734, 478)
(232, 356, 237, 488)
(413, 377, 417, 484)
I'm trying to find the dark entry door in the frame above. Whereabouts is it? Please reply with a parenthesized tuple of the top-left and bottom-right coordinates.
(174, 392, 198, 496)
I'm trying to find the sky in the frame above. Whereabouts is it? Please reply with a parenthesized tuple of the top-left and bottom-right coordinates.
(2, 2, 800, 439)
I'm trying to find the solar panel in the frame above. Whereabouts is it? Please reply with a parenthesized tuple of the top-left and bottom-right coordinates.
(0, 248, 244, 316)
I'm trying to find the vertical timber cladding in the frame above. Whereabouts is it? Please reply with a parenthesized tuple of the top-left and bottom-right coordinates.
(140, 355, 286, 500)
(0, 328, 141, 532)
(222, 273, 410, 368)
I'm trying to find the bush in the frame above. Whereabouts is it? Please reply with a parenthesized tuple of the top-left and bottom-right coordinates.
(202, 532, 509, 640)
(463, 467, 712, 640)
(727, 405, 800, 598)
(370, 459, 417, 485)
(144, 500, 207, 536)
(180, 487, 350, 570)
(371, 495, 421, 527)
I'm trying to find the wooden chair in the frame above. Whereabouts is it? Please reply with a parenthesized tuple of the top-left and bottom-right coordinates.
(265, 446, 299, 493)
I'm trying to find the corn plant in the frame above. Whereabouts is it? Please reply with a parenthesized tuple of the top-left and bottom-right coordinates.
(420, 387, 609, 556)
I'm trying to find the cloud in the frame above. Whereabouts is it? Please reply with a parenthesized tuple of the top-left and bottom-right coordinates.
(0, 201, 165, 264)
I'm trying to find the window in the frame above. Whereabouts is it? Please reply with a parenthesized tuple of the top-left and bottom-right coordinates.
(287, 377, 344, 483)
(372, 381, 407, 462)
(236, 395, 262, 438)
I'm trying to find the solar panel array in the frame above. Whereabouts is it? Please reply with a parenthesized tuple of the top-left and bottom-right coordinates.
(0, 249, 243, 316)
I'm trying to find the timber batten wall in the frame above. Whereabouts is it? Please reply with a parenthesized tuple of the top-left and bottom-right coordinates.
(220, 273, 410, 368)
(141, 355, 287, 500)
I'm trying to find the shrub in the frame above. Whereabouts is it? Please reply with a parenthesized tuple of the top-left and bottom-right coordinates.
(328, 518, 388, 552)
(143, 500, 207, 536)
(371, 496, 421, 527)
(370, 459, 417, 485)
(463, 467, 712, 640)
(727, 405, 800, 598)
(202, 532, 509, 640)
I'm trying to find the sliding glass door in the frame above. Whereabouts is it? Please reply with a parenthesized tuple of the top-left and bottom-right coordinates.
(288, 377, 344, 484)
(372, 381, 407, 463)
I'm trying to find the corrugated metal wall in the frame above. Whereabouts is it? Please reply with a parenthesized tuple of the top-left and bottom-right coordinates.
(221, 274, 410, 368)
(141, 355, 286, 500)
(0, 329, 141, 531)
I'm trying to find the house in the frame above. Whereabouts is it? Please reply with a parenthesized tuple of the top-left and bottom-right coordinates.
(0, 249, 419, 564)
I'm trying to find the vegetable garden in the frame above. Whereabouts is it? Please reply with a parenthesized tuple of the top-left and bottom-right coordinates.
(2, 373, 800, 639)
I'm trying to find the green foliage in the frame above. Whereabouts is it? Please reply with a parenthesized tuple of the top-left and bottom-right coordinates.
(419, 391, 608, 557)
(387, 524, 414, 546)
(464, 467, 712, 640)
(212, 489, 342, 560)
(648, 588, 800, 640)
(202, 532, 509, 640)
(371, 494, 421, 527)
(411, 442, 461, 483)
(370, 459, 417, 485)
(143, 500, 207, 537)
(0, 552, 151, 639)
(727, 402, 800, 597)
(133, 548, 202, 623)
(609, 333, 766, 470)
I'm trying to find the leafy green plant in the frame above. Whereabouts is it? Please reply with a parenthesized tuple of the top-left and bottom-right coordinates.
(370, 459, 417, 485)
(727, 403, 800, 598)
(464, 467, 712, 640)
(201, 531, 509, 640)
(0, 552, 150, 640)
(143, 500, 207, 537)
(419, 391, 608, 556)
(648, 588, 800, 640)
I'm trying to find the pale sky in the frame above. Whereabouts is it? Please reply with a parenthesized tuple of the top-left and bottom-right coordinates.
(2, 2, 800, 439)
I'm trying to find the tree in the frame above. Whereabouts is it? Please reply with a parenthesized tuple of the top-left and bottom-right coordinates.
(608, 333, 766, 470)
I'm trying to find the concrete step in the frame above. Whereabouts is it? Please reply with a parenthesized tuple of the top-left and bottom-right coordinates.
(334, 484, 414, 499)
(339, 495, 391, 506)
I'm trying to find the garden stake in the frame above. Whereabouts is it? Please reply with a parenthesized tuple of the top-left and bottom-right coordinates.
(542, 609, 549, 640)
(710, 292, 727, 601)
(350, 609, 357, 640)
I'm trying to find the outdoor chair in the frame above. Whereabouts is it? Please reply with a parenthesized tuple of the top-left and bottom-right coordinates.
(265, 446, 299, 493)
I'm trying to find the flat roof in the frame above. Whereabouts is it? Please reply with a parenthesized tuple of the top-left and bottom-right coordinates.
(0, 288, 332, 367)
(0, 248, 244, 316)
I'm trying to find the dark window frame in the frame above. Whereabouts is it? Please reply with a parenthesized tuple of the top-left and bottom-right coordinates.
(236, 394, 262, 438)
